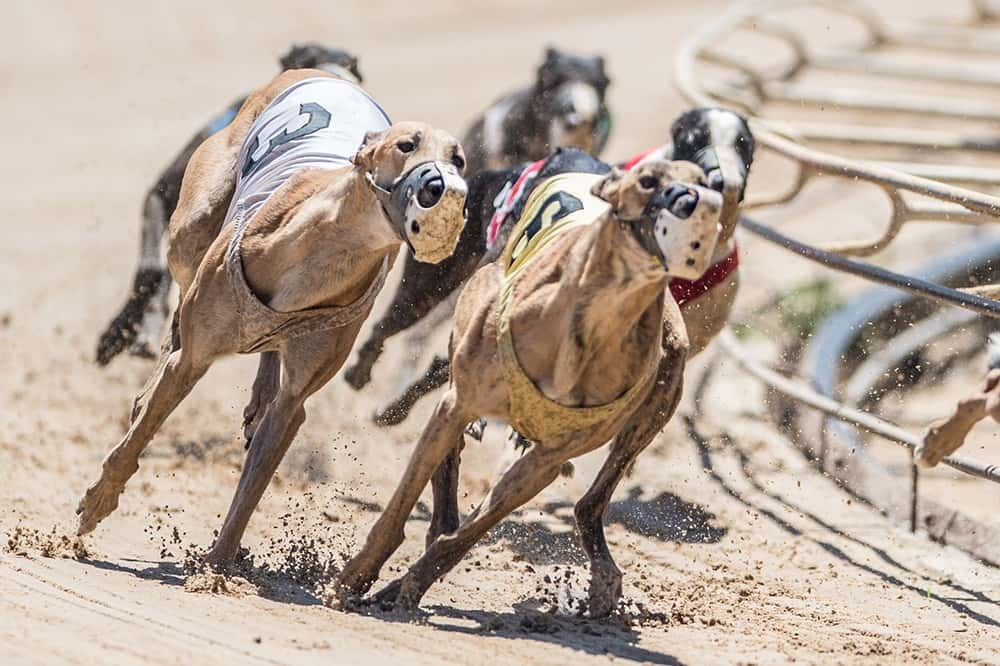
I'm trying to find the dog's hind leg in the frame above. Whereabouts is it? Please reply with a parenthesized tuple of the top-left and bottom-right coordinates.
(372, 445, 564, 610)
(131, 189, 174, 358)
(96, 189, 172, 366)
(373, 355, 450, 426)
(167, 128, 243, 301)
(242, 351, 280, 446)
(425, 436, 464, 547)
(77, 346, 209, 535)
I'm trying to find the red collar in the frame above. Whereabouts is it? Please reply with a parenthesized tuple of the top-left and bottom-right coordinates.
(670, 245, 739, 306)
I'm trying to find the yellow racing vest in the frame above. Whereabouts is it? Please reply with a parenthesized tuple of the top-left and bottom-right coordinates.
(497, 172, 661, 442)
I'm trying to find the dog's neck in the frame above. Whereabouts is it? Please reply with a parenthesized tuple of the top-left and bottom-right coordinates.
(516, 211, 667, 404)
(239, 166, 401, 313)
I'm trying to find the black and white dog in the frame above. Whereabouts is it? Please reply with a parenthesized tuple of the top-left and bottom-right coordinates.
(462, 47, 612, 176)
(343, 107, 754, 419)
(95, 44, 363, 365)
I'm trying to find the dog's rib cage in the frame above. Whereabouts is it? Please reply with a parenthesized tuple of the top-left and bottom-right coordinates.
(675, 0, 1000, 562)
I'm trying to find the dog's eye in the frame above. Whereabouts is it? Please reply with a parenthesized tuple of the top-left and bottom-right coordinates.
(451, 154, 466, 170)
(638, 175, 658, 189)
(397, 140, 416, 153)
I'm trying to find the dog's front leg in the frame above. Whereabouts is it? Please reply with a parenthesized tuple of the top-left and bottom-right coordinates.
(376, 445, 564, 611)
(205, 330, 356, 570)
(574, 354, 685, 617)
(345, 239, 482, 391)
(373, 355, 450, 426)
(574, 434, 647, 618)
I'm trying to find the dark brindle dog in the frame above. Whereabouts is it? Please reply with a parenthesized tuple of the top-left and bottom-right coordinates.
(343, 46, 612, 391)
(96, 44, 363, 366)
(344, 108, 754, 423)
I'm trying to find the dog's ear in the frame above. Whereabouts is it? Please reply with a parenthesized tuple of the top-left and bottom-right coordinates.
(279, 44, 303, 70)
(591, 167, 626, 205)
(538, 47, 562, 90)
(348, 55, 363, 83)
(353, 129, 386, 170)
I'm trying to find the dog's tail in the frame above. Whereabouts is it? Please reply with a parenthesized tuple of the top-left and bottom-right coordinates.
(987, 333, 1000, 371)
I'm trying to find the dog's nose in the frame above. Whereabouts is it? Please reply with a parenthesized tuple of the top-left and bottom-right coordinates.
(417, 177, 445, 208)
(664, 183, 698, 219)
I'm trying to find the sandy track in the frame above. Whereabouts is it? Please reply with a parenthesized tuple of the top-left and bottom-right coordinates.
(3, 1, 1000, 663)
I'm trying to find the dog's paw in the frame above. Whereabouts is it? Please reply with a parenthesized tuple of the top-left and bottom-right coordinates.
(343, 362, 372, 390)
(96, 328, 129, 366)
(76, 476, 125, 535)
(587, 561, 623, 619)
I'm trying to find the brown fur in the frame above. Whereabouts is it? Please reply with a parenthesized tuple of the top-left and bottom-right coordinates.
(916, 368, 1000, 467)
(75, 69, 467, 570)
(335, 162, 701, 616)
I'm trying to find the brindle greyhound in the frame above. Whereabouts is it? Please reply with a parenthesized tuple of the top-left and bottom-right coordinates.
(75, 68, 469, 570)
(363, 108, 754, 426)
(96, 44, 364, 366)
(915, 334, 1000, 467)
(342, 46, 612, 391)
(335, 155, 723, 615)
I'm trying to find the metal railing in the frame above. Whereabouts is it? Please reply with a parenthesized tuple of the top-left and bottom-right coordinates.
(674, 0, 1000, 558)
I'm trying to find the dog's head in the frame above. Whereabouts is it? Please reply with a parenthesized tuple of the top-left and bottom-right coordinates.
(353, 122, 469, 264)
(534, 47, 611, 155)
(279, 43, 363, 84)
(592, 160, 723, 279)
(670, 108, 754, 240)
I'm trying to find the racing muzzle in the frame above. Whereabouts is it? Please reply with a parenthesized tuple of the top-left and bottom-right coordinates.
(694, 145, 747, 235)
(370, 161, 468, 264)
(639, 182, 723, 280)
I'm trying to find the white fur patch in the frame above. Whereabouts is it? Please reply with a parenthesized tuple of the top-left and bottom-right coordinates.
(483, 96, 517, 159)
(705, 109, 744, 149)
(565, 81, 600, 120)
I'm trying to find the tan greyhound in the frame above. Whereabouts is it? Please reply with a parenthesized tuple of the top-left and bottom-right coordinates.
(75, 68, 469, 569)
(336, 158, 723, 616)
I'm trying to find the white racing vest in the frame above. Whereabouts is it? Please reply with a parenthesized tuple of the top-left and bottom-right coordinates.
(224, 77, 391, 227)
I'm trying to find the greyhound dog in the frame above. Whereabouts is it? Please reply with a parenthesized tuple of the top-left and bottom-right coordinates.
(96, 44, 364, 366)
(915, 334, 1000, 467)
(365, 108, 755, 426)
(76, 68, 469, 570)
(342, 46, 612, 391)
(335, 153, 723, 615)
(463, 46, 611, 174)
